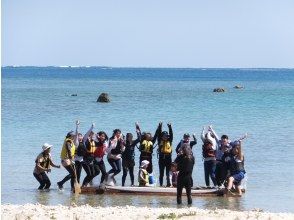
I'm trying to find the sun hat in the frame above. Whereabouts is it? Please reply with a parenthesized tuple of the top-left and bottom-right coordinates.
(140, 160, 150, 168)
(42, 143, 52, 151)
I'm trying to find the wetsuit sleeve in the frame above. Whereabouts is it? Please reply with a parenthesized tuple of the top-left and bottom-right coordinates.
(190, 141, 197, 148)
(168, 124, 173, 143)
(133, 131, 141, 146)
(176, 142, 181, 153)
(74, 123, 79, 147)
(152, 124, 161, 144)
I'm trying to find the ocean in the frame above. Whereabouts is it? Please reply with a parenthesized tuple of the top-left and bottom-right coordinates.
(1, 67, 294, 212)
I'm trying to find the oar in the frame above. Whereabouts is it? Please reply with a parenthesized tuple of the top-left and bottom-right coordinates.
(72, 163, 81, 194)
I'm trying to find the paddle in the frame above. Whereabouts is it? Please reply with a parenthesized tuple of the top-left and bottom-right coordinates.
(72, 163, 81, 194)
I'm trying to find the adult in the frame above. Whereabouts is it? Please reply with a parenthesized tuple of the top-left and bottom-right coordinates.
(33, 143, 60, 190)
(176, 133, 197, 154)
(107, 129, 125, 183)
(175, 146, 195, 205)
(57, 121, 79, 190)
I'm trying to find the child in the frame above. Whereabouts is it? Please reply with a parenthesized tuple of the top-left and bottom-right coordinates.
(33, 143, 60, 190)
(225, 142, 246, 196)
(169, 162, 179, 187)
(138, 160, 149, 186)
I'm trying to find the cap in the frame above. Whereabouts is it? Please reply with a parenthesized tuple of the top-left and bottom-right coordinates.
(140, 160, 150, 168)
(183, 133, 190, 138)
(42, 143, 52, 151)
(66, 131, 75, 138)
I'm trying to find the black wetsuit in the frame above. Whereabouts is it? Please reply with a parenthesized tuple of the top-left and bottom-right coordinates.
(75, 141, 87, 183)
(122, 135, 140, 186)
(175, 154, 195, 205)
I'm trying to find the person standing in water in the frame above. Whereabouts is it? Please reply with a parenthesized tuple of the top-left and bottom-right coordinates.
(157, 122, 173, 187)
(57, 120, 79, 191)
(122, 123, 141, 186)
(175, 146, 195, 205)
(107, 129, 125, 184)
(74, 132, 87, 184)
(33, 143, 60, 190)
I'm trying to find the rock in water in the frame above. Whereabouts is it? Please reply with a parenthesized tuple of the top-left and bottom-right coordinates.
(97, 93, 110, 102)
(234, 85, 244, 89)
(71, 94, 77, 96)
(213, 88, 226, 92)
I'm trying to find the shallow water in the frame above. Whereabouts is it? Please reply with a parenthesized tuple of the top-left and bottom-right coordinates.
(1, 67, 294, 212)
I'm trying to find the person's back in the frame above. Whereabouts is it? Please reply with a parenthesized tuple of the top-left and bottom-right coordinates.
(175, 146, 195, 205)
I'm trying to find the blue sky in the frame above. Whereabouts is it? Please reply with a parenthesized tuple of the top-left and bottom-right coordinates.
(2, 0, 294, 67)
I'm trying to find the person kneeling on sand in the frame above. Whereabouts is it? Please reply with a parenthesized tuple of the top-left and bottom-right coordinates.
(33, 143, 60, 190)
(175, 146, 195, 205)
(224, 142, 246, 196)
(138, 160, 150, 186)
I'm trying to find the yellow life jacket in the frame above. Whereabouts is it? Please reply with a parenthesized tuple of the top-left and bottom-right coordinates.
(139, 168, 149, 186)
(160, 140, 172, 154)
(87, 140, 96, 155)
(140, 140, 153, 153)
(60, 138, 76, 160)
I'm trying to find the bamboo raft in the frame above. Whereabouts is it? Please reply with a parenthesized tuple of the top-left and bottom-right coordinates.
(80, 185, 230, 196)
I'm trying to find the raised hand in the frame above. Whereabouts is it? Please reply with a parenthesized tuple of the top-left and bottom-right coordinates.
(76, 120, 80, 126)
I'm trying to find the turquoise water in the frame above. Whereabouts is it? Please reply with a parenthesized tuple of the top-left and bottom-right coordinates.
(2, 67, 294, 212)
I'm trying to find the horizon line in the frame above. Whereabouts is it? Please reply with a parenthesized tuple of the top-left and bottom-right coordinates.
(2, 65, 294, 69)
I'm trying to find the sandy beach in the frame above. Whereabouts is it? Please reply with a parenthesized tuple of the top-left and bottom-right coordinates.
(1, 204, 293, 220)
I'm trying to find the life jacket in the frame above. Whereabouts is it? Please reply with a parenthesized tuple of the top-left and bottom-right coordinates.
(202, 143, 215, 158)
(159, 140, 172, 154)
(60, 138, 76, 160)
(86, 140, 96, 156)
(139, 168, 149, 186)
(94, 141, 106, 158)
(229, 156, 245, 174)
(110, 139, 123, 155)
(139, 140, 153, 154)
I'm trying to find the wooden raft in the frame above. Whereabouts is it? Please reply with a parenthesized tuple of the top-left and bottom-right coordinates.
(80, 186, 223, 196)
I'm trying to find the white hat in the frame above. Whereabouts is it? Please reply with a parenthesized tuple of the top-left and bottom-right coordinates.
(42, 143, 52, 151)
(140, 160, 149, 168)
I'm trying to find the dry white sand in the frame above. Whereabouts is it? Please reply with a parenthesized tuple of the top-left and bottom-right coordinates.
(1, 204, 293, 220)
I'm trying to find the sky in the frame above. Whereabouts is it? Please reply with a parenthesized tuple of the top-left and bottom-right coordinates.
(2, 0, 294, 68)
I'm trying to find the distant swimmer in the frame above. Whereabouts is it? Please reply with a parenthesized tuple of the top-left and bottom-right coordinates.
(33, 143, 60, 190)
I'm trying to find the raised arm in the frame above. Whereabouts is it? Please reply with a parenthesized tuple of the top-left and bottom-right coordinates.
(152, 122, 162, 144)
(231, 133, 248, 147)
(201, 127, 206, 142)
(237, 142, 244, 161)
(74, 120, 80, 147)
(190, 133, 197, 146)
(83, 123, 95, 144)
(167, 123, 173, 143)
(134, 122, 142, 145)
(208, 125, 220, 142)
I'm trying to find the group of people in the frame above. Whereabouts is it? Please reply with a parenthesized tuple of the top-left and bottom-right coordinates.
(33, 121, 247, 204)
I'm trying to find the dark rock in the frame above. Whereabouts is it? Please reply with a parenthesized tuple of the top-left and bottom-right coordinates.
(213, 88, 226, 92)
(234, 85, 244, 89)
(71, 94, 78, 96)
(97, 93, 110, 103)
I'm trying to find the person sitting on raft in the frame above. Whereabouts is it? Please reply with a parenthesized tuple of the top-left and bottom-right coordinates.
(81, 123, 100, 187)
(93, 131, 109, 186)
(169, 162, 179, 187)
(157, 122, 173, 187)
(33, 143, 60, 190)
(57, 121, 79, 191)
(122, 123, 141, 186)
(176, 133, 197, 154)
(208, 125, 247, 186)
(107, 129, 125, 184)
(138, 123, 159, 174)
(225, 142, 246, 196)
(74, 132, 87, 184)
(138, 160, 150, 186)
(174, 146, 195, 205)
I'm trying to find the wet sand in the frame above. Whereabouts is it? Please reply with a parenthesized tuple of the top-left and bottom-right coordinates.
(1, 204, 293, 220)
